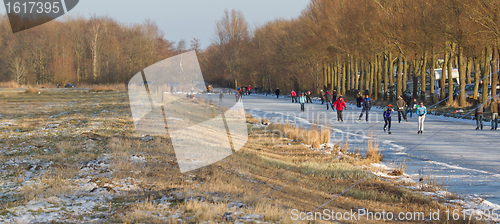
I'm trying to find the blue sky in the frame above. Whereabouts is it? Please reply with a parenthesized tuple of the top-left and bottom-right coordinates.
(1, 0, 310, 48)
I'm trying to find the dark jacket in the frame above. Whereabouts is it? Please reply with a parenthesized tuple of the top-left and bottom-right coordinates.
(275, 89, 280, 95)
(396, 98, 406, 111)
(325, 92, 332, 102)
(356, 95, 363, 103)
(362, 98, 372, 110)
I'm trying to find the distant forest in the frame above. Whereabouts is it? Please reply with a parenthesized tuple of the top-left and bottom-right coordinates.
(2, 0, 500, 106)
(0, 15, 201, 86)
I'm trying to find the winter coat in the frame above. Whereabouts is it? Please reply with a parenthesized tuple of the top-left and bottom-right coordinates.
(491, 101, 499, 113)
(476, 104, 484, 115)
(407, 98, 414, 108)
(291, 91, 297, 97)
(362, 98, 372, 110)
(333, 98, 347, 111)
(416, 106, 427, 116)
(275, 89, 280, 95)
(356, 95, 363, 102)
(396, 98, 406, 111)
(325, 92, 332, 102)
(383, 108, 394, 118)
(299, 96, 306, 104)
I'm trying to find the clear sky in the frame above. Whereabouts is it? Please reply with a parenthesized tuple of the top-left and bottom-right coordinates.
(1, 0, 311, 48)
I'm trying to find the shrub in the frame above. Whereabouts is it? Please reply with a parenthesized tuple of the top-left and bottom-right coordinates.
(24, 88, 40, 94)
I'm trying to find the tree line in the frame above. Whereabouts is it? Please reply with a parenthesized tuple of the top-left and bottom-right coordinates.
(200, 0, 500, 106)
(0, 15, 201, 86)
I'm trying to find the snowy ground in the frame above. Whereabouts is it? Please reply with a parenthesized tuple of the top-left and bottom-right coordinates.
(226, 93, 500, 215)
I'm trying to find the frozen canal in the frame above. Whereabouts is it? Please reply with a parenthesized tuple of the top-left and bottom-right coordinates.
(215, 93, 500, 206)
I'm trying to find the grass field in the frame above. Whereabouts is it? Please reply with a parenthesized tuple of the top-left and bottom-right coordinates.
(0, 88, 485, 223)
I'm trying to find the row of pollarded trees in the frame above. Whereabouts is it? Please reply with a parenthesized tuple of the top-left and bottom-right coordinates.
(201, 0, 500, 106)
(0, 15, 187, 86)
(300, 0, 500, 105)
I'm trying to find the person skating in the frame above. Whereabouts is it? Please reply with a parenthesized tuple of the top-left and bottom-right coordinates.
(219, 91, 224, 102)
(291, 90, 297, 103)
(299, 93, 306, 112)
(416, 102, 427, 134)
(357, 95, 372, 122)
(325, 91, 332, 110)
(356, 92, 363, 108)
(383, 104, 394, 134)
(320, 90, 325, 104)
(275, 88, 280, 98)
(238, 88, 244, 100)
(332, 89, 338, 103)
(411, 98, 418, 118)
(333, 95, 347, 122)
(491, 97, 499, 130)
(396, 96, 408, 123)
(306, 90, 312, 103)
(475, 101, 484, 130)
(235, 91, 240, 102)
(406, 97, 414, 119)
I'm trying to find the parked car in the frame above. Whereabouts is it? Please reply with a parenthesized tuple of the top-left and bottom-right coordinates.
(64, 83, 76, 88)
(464, 84, 479, 99)
(139, 81, 155, 86)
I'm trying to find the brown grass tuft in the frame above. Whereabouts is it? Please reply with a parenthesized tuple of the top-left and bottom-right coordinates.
(388, 161, 406, 176)
(366, 133, 382, 163)
(89, 86, 115, 93)
(24, 88, 40, 94)
(307, 124, 330, 148)
(0, 81, 20, 88)
(268, 122, 330, 148)
(81, 83, 127, 91)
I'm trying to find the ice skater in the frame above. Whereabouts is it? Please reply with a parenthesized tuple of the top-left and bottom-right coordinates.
(325, 91, 332, 110)
(306, 90, 312, 103)
(357, 95, 372, 122)
(333, 95, 347, 122)
(416, 102, 427, 134)
(491, 97, 499, 130)
(475, 101, 484, 130)
(383, 104, 394, 134)
(299, 93, 306, 112)
(396, 96, 407, 123)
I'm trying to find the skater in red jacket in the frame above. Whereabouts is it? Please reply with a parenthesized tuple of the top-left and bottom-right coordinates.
(333, 95, 347, 122)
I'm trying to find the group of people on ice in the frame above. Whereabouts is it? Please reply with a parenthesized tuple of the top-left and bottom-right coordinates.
(379, 97, 427, 134)
(280, 87, 430, 134)
(474, 97, 499, 131)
